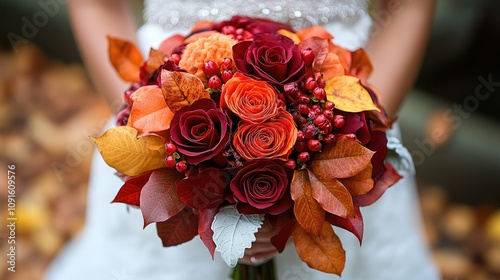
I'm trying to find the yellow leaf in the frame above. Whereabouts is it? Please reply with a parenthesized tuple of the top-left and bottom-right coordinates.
(325, 76, 380, 113)
(161, 70, 210, 112)
(91, 126, 166, 176)
(278, 29, 301, 44)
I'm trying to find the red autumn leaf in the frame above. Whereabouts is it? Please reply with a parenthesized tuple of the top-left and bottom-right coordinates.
(140, 168, 185, 227)
(268, 211, 297, 253)
(158, 34, 185, 55)
(350, 48, 373, 80)
(354, 163, 402, 206)
(146, 48, 168, 74)
(176, 167, 229, 209)
(156, 207, 198, 247)
(292, 221, 346, 275)
(291, 169, 325, 236)
(112, 171, 152, 206)
(107, 36, 143, 82)
(326, 205, 364, 244)
(161, 70, 210, 113)
(197, 207, 218, 259)
(128, 85, 175, 137)
(310, 135, 375, 179)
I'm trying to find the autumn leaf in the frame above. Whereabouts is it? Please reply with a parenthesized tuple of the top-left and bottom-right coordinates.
(338, 163, 374, 196)
(91, 126, 166, 176)
(325, 75, 380, 113)
(299, 37, 344, 79)
(291, 169, 325, 236)
(161, 70, 210, 112)
(278, 29, 301, 44)
(156, 207, 198, 247)
(146, 48, 168, 74)
(308, 170, 355, 218)
(158, 34, 185, 55)
(354, 163, 402, 207)
(292, 221, 346, 275)
(297, 25, 333, 41)
(140, 168, 185, 227)
(197, 207, 219, 259)
(112, 171, 152, 206)
(107, 36, 143, 82)
(326, 206, 364, 244)
(176, 167, 229, 209)
(128, 85, 175, 137)
(268, 211, 297, 253)
(350, 49, 373, 80)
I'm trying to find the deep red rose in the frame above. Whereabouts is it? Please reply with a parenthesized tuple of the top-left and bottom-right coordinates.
(233, 33, 306, 90)
(170, 99, 230, 165)
(230, 160, 293, 215)
(212, 16, 294, 39)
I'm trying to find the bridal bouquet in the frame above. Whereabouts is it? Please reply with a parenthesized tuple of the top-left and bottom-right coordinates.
(93, 16, 402, 276)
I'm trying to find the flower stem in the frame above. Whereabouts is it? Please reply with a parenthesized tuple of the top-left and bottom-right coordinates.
(231, 259, 276, 280)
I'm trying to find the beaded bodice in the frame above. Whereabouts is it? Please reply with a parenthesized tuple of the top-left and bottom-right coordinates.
(143, 0, 370, 31)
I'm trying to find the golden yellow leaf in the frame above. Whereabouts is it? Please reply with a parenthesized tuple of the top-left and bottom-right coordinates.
(161, 70, 210, 112)
(278, 29, 301, 44)
(325, 76, 380, 113)
(91, 126, 166, 176)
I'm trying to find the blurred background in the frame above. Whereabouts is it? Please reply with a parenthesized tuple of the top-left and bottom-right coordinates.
(0, 0, 499, 279)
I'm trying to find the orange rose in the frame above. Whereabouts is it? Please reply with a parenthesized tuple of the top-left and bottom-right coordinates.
(221, 73, 279, 123)
(233, 109, 297, 160)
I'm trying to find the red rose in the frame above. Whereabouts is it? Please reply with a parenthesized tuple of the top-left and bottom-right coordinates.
(230, 160, 292, 215)
(233, 33, 306, 90)
(170, 99, 230, 165)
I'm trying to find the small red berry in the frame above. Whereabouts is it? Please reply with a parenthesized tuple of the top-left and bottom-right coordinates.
(323, 109, 334, 120)
(170, 53, 181, 65)
(301, 48, 315, 66)
(323, 134, 335, 144)
(165, 142, 177, 154)
(297, 130, 305, 141)
(221, 69, 233, 82)
(284, 82, 300, 97)
(208, 76, 222, 89)
(324, 101, 335, 110)
(164, 155, 176, 167)
(298, 151, 311, 162)
(294, 141, 307, 152)
(333, 115, 345, 128)
(307, 139, 322, 152)
(297, 93, 310, 104)
(221, 25, 236, 35)
(203, 60, 219, 77)
(220, 58, 233, 69)
(317, 79, 326, 88)
(305, 124, 316, 139)
(305, 77, 317, 91)
(176, 161, 187, 172)
(312, 87, 326, 100)
(314, 114, 328, 128)
(298, 104, 310, 115)
(284, 159, 296, 169)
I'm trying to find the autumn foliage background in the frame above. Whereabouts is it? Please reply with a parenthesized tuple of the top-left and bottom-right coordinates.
(1, 1, 500, 280)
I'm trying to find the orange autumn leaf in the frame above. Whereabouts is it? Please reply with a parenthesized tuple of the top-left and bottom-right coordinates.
(107, 36, 143, 82)
(350, 48, 373, 80)
(291, 169, 325, 236)
(146, 48, 168, 74)
(158, 34, 185, 55)
(129, 85, 174, 137)
(325, 75, 380, 113)
(310, 135, 375, 178)
(297, 25, 334, 41)
(299, 38, 344, 80)
(292, 221, 346, 275)
(278, 29, 301, 44)
(161, 70, 210, 112)
(338, 163, 374, 196)
(91, 126, 166, 176)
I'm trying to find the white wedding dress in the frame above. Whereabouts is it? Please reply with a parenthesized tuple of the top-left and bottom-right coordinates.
(46, 1, 439, 279)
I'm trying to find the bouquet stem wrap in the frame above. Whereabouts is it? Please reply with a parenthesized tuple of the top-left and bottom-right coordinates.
(232, 259, 276, 280)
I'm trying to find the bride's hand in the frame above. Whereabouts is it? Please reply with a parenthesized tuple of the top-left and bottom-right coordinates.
(239, 220, 279, 265)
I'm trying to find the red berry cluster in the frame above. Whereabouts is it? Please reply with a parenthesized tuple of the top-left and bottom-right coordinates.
(285, 48, 347, 167)
(203, 58, 235, 92)
(164, 142, 187, 172)
(220, 26, 253, 41)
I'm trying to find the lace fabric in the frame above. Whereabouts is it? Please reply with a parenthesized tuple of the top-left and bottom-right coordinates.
(143, 0, 370, 31)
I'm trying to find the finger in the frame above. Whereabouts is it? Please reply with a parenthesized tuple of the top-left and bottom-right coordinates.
(240, 250, 278, 266)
